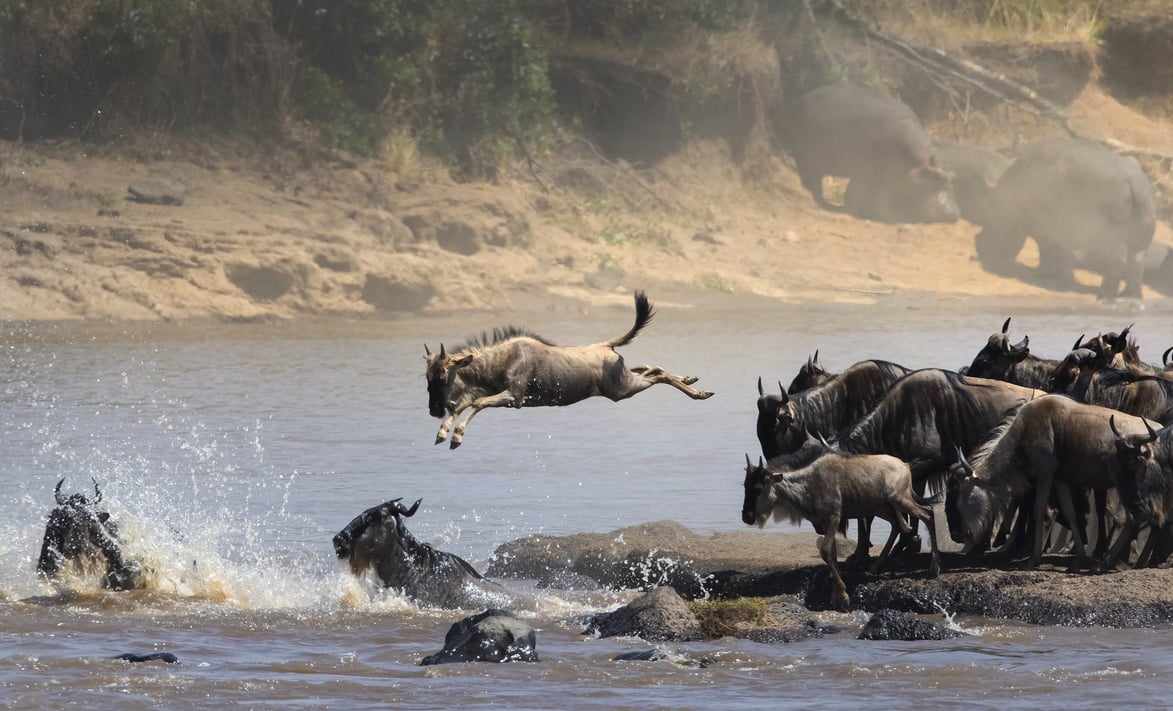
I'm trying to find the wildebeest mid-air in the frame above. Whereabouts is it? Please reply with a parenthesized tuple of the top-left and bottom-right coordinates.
(424, 290, 713, 448)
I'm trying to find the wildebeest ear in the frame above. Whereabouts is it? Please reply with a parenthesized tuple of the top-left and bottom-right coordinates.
(453, 354, 474, 369)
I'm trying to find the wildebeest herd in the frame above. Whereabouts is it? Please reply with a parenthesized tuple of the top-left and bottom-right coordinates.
(29, 81, 1173, 660)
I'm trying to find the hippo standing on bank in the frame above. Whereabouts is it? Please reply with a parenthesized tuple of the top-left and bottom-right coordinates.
(782, 83, 960, 224)
(973, 136, 1156, 299)
(934, 142, 1011, 227)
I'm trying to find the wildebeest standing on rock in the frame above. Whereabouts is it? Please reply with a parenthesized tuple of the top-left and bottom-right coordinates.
(782, 83, 960, 224)
(973, 136, 1156, 299)
(425, 290, 713, 448)
(742, 449, 940, 611)
(37, 478, 142, 591)
(333, 497, 529, 610)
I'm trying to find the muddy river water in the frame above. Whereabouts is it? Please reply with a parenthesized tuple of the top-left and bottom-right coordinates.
(2, 295, 1172, 709)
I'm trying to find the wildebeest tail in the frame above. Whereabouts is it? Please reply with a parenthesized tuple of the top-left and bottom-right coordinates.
(604, 290, 655, 348)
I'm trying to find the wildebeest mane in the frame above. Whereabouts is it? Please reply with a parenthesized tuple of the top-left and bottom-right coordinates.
(456, 326, 555, 352)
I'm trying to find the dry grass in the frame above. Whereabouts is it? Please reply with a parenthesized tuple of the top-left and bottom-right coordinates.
(871, 0, 1103, 48)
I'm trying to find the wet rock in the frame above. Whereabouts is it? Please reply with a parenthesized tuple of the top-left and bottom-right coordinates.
(114, 652, 179, 663)
(420, 609, 538, 666)
(613, 647, 712, 668)
(127, 178, 185, 206)
(858, 609, 963, 641)
(584, 586, 703, 642)
(694, 596, 831, 643)
(534, 569, 603, 591)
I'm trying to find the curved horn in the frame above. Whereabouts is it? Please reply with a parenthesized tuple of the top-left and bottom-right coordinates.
(757, 376, 764, 397)
(1109, 414, 1122, 439)
(1163, 345, 1173, 368)
(54, 478, 65, 505)
(394, 498, 422, 517)
(424, 343, 431, 356)
(746, 452, 753, 468)
(1145, 419, 1159, 443)
(1001, 317, 1011, 334)
(1073, 334, 1085, 351)
(778, 382, 788, 404)
(439, 343, 446, 358)
(955, 446, 975, 476)
(758, 456, 765, 469)
(813, 349, 820, 365)
(91, 477, 101, 503)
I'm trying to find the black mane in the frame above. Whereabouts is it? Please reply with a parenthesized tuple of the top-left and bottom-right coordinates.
(458, 326, 555, 351)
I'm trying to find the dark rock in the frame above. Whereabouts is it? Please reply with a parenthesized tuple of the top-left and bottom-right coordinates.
(859, 609, 963, 641)
(114, 652, 179, 663)
(420, 609, 538, 666)
(225, 263, 295, 301)
(360, 273, 435, 311)
(127, 179, 185, 206)
(584, 586, 702, 642)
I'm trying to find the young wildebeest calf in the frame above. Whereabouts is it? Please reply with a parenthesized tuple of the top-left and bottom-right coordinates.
(425, 291, 713, 448)
(742, 451, 941, 610)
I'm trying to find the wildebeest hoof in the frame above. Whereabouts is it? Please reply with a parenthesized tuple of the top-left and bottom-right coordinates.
(435, 434, 447, 445)
(698, 391, 715, 399)
(449, 437, 462, 449)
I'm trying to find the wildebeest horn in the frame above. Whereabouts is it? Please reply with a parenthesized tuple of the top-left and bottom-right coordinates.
(424, 343, 431, 356)
(758, 456, 765, 469)
(54, 477, 65, 505)
(757, 376, 764, 397)
(1163, 346, 1173, 367)
(1001, 317, 1011, 334)
(746, 452, 753, 468)
(1109, 414, 1122, 439)
(1144, 419, 1159, 443)
(439, 343, 446, 358)
(393, 498, 422, 517)
(813, 349, 820, 365)
(955, 446, 974, 476)
(1072, 334, 1084, 351)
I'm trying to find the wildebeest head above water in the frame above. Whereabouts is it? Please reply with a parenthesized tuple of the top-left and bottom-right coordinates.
(37, 478, 142, 591)
(333, 497, 525, 610)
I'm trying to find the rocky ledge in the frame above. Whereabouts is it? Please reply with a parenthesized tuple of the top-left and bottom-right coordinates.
(488, 520, 1173, 628)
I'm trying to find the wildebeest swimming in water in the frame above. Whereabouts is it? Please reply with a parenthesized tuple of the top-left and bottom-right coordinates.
(333, 497, 530, 610)
(425, 290, 713, 448)
(37, 478, 142, 591)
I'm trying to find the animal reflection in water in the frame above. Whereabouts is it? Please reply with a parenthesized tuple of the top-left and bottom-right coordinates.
(37, 478, 142, 591)
(425, 290, 713, 448)
(333, 497, 529, 610)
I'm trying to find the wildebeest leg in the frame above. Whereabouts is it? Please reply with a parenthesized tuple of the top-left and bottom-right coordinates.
(1090, 488, 1109, 559)
(1052, 482, 1090, 571)
(1098, 515, 1141, 572)
(448, 391, 518, 449)
(821, 513, 850, 610)
(621, 365, 713, 400)
(435, 411, 459, 444)
(870, 506, 913, 574)
(845, 517, 872, 566)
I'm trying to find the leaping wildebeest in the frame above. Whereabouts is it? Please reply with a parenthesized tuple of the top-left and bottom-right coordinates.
(425, 290, 713, 448)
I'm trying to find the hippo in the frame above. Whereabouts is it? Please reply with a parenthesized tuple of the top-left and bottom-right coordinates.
(974, 136, 1156, 299)
(933, 141, 1011, 227)
(782, 83, 960, 224)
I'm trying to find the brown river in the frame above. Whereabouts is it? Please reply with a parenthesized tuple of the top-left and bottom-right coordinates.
(2, 295, 1172, 709)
